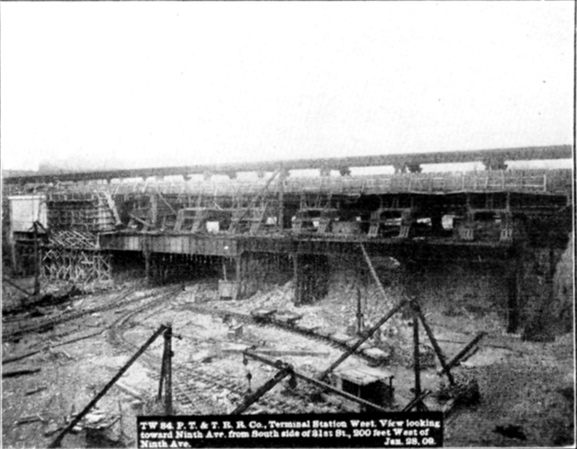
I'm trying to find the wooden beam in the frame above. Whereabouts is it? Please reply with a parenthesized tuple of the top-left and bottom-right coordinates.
(3, 367, 41, 378)
(244, 351, 390, 413)
(230, 368, 292, 415)
(318, 299, 407, 380)
(414, 303, 455, 385)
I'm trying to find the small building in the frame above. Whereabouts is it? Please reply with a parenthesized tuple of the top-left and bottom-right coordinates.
(7, 195, 47, 275)
(330, 365, 395, 411)
(8, 195, 47, 235)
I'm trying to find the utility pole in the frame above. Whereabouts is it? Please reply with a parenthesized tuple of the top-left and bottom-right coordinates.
(356, 285, 364, 335)
(33, 221, 40, 295)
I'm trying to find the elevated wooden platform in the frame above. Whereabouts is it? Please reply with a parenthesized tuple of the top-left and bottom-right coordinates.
(6, 168, 572, 198)
(97, 231, 517, 262)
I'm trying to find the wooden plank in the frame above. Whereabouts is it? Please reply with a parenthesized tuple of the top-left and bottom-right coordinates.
(3, 367, 41, 378)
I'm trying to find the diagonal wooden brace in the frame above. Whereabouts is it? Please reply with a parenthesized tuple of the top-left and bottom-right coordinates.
(413, 303, 455, 385)
(318, 299, 407, 381)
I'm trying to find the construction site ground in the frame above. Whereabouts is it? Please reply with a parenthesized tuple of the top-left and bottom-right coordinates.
(2, 276, 575, 448)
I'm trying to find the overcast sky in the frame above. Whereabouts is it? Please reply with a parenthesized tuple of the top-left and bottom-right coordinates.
(1, 2, 574, 172)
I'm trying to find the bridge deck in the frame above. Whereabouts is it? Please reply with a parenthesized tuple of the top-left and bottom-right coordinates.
(96, 231, 514, 261)
(16, 168, 573, 198)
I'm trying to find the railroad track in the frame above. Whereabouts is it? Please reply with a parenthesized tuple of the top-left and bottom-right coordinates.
(2, 285, 182, 341)
(182, 303, 389, 365)
(107, 292, 347, 415)
(106, 288, 183, 348)
(102, 291, 226, 415)
(149, 362, 344, 415)
(114, 322, 329, 415)
(4, 280, 350, 415)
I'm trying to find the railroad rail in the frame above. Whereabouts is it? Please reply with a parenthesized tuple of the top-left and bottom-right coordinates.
(2, 285, 181, 341)
(180, 303, 393, 365)
(106, 292, 347, 415)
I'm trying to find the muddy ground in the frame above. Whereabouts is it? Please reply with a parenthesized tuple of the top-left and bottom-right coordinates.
(2, 275, 575, 448)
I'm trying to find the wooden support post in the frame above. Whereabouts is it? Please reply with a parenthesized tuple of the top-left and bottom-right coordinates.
(356, 285, 364, 335)
(506, 262, 520, 333)
(414, 303, 455, 385)
(278, 169, 285, 231)
(540, 245, 557, 341)
(438, 332, 486, 376)
(308, 256, 316, 302)
(402, 390, 431, 412)
(160, 255, 165, 284)
(222, 258, 228, 282)
(230, 368, 292, 415)
(33, 222, 40, 295)
(547, 245, 555, 304)
(318, 255, 329, 301)
(293, 254, 325, 306)
(11, 240, 19, 275)
(150, 194, 158, 229)
(412, 304, 422, 409)
(319, 300, 407, 380)
(235, 254, 244, 300)
(359, 244, 387, 299)
(144, 239, 152, 286)
(291, 254, 299, 306)
(245, 351, 390, 413)
(163, 323, 173, 415)
(157, 347, 166, 401)
(154, 187, 177, 216)
(293, 254, 302, 306)
(129, 214, 154, 230)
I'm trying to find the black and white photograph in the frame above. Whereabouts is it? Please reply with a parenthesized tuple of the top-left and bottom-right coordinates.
(1, 2, 575, 448)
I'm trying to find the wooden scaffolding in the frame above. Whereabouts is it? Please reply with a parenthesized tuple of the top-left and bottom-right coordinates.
(42, 247, 111, 283)
(41, 230, 111, 283)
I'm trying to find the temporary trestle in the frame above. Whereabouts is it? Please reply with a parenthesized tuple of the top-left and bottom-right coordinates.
(48, 230, 98, 249)
(42, 248, 111, 283)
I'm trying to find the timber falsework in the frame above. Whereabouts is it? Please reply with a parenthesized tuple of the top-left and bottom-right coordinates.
(4, 145, 574, 309)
